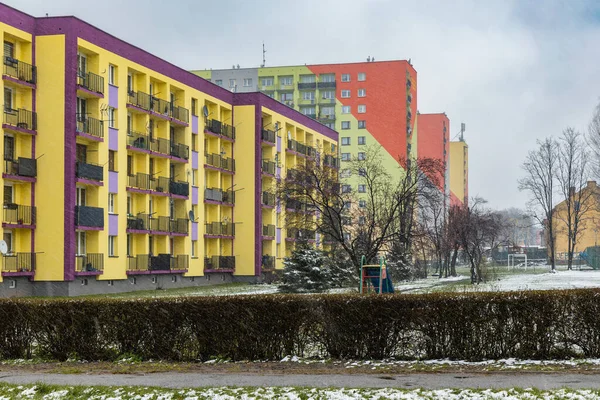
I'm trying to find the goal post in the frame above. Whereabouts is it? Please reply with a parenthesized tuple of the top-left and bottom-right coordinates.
(508, 253, 528, 269)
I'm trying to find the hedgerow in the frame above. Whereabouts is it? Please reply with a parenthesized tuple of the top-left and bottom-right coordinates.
(0, 289, 599, 361)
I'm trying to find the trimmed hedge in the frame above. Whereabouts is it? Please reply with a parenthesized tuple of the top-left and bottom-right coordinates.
(1, 289, 600, 361)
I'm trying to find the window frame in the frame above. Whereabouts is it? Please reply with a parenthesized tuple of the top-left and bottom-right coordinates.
(341, 73, 350, 82)
(341, 137, 351, 146)
(341, 90, 351, 98)
(358, 105, 366, 113)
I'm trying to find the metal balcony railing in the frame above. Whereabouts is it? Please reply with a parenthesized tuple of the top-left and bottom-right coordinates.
(261, 129, 276, 143)
(76, 115, 104, 138)
(205, 222, 235, 237)
(3, 203, 36, 225)
(262, 224, 275, 237)
(204, 255, 235, 270)
(127, 130, 149, 150)
(261, 255, 276, 270)
(170, 142, 189, 160)
(169, 218, 189, 234)
(324, 154, 339, 168)
(297, 82, 316, 90)
(127, 213, 150, 231)
(75, 205, 104, 228)
(3, 56, 36, 84)
(3, 108, 37, 131)
(204, 187, 235, 204)
(261, 159, 276, 175)
(77, 71, 104, 94)
(221, 123, 236, 140)
(170, 254, 189, 270)
(220, 157, 235, 172)
(262, 191, 276, 207)
(75, 253, 104, 272)
(205, 119, 235, 140)
(171, 105, 189, 123)
(169, 180, 189, 197)
(2, 252, 36, 273)
(317, 81, 336, 89)
(76, 161, 103, 181)
(4, 157, 37, 178)
(149, 136, 171, 156)
(286, 228, 315, 240)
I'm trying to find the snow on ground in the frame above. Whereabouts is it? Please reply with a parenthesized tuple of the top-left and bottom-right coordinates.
(484, 269, 600, 291)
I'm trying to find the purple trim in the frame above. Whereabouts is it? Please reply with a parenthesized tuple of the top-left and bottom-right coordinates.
(127, 229, 147, 234)
(170, 118, 188, 128)
(204, 234, 235, 240)
(31, 36, 36, 279)
(76, 226, 103, 231)
(150, 230, 169, 235)
(126, 104, 169, 121)
(126, 145, 151, 155)
(277, 136, 282, 152)
(170, 194, 188, 200)
(126, 187, 149, 195)
(169, 232, 188, 237)
(262, 236, 275, 241)
(2, 174, 36, 183)
(127, 269, 187, 275)
(109, 171, 118, 193)
(2, 223, 35, 230)
(204, 269, 234, 274)
(152, 191, 169, 197)
(204, 164, 234, 175)
(203, 129, 234, 143)
(191, 186, 198, 204)
(276, 228, 281, 244)
(2, 272, 35, 277)
(253, 105, 262, 277)
(108, 84, 118, 108)
(204, 199, 234, 207)
(262, 172, 275, 179)
(77, 85, 104, 98)
(262, 204, 275, 209)
(261, 140, 275, 147)
(76, 177, 103, 186)
(191, 222, 198, 240)
(170, 155, 188, 164)
(0, 4, 36, 32)
(75, 271, 102, 276)
(2, 124, 37, 135)
(76, 131, 103, 142)
(191, 115, 198, 134)
(2, 75, 36, 89)
(109, 214, 118, 235)
(108, 127, 118, 150)
(191, 151, 198, 169)
(286, 148, 305, 158)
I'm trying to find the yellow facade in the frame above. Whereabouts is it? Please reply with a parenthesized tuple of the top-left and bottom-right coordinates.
(449, 140, 468, 206)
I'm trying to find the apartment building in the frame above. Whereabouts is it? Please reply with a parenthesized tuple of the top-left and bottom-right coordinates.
(193, 61, 418, 192)
(0, 4, 337, 296)
(417, 113, 450, 200)
(449, 140, 469, 206)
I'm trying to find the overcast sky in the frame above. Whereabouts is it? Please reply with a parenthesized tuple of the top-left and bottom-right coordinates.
(8, 0, 600, 210)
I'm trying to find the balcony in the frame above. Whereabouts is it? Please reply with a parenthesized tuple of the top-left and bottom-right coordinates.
(170, 254, 189, 271)
(204, 153, 235, 173)
(205, 119, 235, 141)
(3, 108, 37, 133)
(171, 105, 189, 124)
(204, 187, 235, 204)
(127, 254, 174, 272)
(77, 71, 104, 95)
(127, 213, 150, 231)
(317, 81, 336, 89)
(323, 154, 339, 168)
(170, 142, 189, 160)
(76, 115, 104, 140)
(169, 218, 189, 235)
(262, 191, 276, 207)
(262, 224, 275, 237)
(287, 227, 315, 241)
(4, 157, 37, 179)
(75, 205, 104, 229)
(261, 129, 276, 144)
(298, 82, 316, 90)
(2, 253, 36, 273)
(204, 255, 235, 271)
(75, 253, 104, 273)
(127, 91, 170, 118)
(128, 173, 169, 194)
(261, 255, 275, 271)
(3, 203, 36, 227)
(205, 222, 235, 237)
(261, 159, 276, 175)
(76, 161, 104, 182)
(149, 136, 171, 156)
(169, 180, 189, 197)
(3, 56, 36, 85)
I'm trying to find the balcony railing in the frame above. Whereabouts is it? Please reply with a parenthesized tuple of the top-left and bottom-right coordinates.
(77, 71, 104, 95)
(170, 142, 189, 160)
(287, 139, 299, 152)
(262, 224, 275, 237)
(76, 161, 104, 182)
(170, 254, 189, 270)
(261, 159, 276, 175)
(127, 213, 150, 230)
(286, 198, 306, 212)
(261, 255, 275, 270)
(262, 191, 276, 207)
(2, 252, 36, 273)
(221, 123, 236, 140)
(205, 119, 236, 140)
(205, 153, 235, 172)
(75, 205, 104, 228)
(297, 82, 316, 90)
(150, 96, 171, 116)
(3, 56, 36, 84)
(170, 218, 189, 234)
(171, 106, 189, 123)
(261, 129, 276, 143)
(76, 115, 104, 138)
(127, 130, 149, 150)
(205, 222, 235, 237)
(127, 254, 173, 272)
(3, 108, 37, 131)
(169, 180, 189, 197)
(323, 154, 339, 168)
(3, 203, 36, 225)
(127, 91, 170, 116)
(75, 253, 104, 272)
(221, 157, 235, 172)
(4, 157, 37, 178)
(205, 187, 235, 204)
(149, 136, 171, 156)
(317, 81, 336, 89)
(149, 216, 170, 233)
(287, 228, 315, 240)
(204, 255, 235, 270)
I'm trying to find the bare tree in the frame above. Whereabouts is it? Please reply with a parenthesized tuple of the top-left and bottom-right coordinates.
(587, 100, 600, 179)
(556, 128, 593, 269)
(519, 138, 559, 270)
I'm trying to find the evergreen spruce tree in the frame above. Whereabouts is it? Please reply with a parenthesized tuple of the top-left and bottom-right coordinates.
(278, 246, 332, 293)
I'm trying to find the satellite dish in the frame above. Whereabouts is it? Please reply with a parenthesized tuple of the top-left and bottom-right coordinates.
(0, 240, 8, 255)
(202, 105, 209, 118)
(188, 210, 196, 222)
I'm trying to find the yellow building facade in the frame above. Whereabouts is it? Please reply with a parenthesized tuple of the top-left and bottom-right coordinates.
(0, 5, 337, 296)
(449, 140, 468, 206)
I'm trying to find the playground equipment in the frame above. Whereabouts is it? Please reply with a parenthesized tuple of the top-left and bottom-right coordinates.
(359, 255, 394, 294)
(581, 246, 600, 269)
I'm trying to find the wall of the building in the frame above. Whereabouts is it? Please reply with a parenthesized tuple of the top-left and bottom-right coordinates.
(417, 113, 450, 196)
(449, 141, 468, 206)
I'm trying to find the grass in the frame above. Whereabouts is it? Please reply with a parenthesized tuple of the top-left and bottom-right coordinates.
(0, 383, 599, 399)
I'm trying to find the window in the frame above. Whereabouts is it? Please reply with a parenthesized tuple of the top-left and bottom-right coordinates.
(359, 199, 366, 208)
(280, 76, 293, 86)
(127, 73, 133, 93)
(358, 136, 366, 145)
(344, 232, 351, 242)
(108, 150, 116, 172)
(300, 107, 315, 116)
(3, 41, 14, 59)
(322, 90, 335, 99)
(77, 52, 87, 77)
(358, 184, 366, 193)
(358, 72, 366, 81)
(243, 78, 252, 87)
(358, 105, 366, 113)
(358, 167, 366, 176)
(358, 152, 366, 160)
(280, 92, 293, 101)
(215, 79, 223, 86)
(358, 88, 366, 97)
(4, 185, 13, 204)
(261, 77, 274, 87)
(341, 153, 351, 161)
(108, 64, 116, 85)
(341, 105, 351, 114)
(3, 87, 12, 112)
(191, 98, 197, 116)
(127, 155, 133, 176)
(344, 201, 351, 209)
(76, 231, 86, 255)
(342, 184, 351, 193)
(108, 107, 116, 128)
(108, 236, 117, 257)
(192, 240, 198, 258)
(229, 79, 236, 89)
(341, 73, 350, 82)
(302, 91, 315, 100)
(358, 216, 366, 225)
(300, 74, 315, 83)
(325, 123, 335, 129)
(341, 168, 351, 178)
(341, 90, 351, 98)
(341, 121, 351, 130)
(321, 106, 334, 116)
(342, 217, 351, 226)
(126, 234, 132, 256)
(108, 193, 116, 213)
(358, 121, 366, 129)
(341, 137, 351, 146)
(320, 74, 335, 83)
